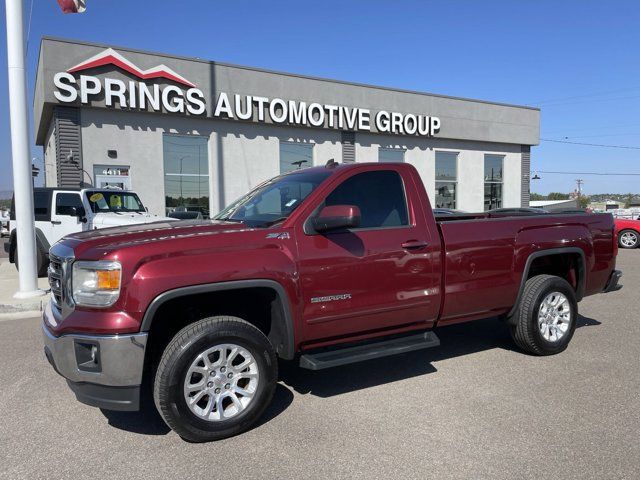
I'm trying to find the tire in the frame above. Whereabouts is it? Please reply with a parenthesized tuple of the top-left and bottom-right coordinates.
(14, 244, 49, 277)
(618, 229, 639, 249)
(153, 316, 277, 442)
(509, 274, 578, 355)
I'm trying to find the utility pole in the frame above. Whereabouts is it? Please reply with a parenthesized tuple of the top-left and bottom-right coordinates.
(575, 179, 584, 197)
(4, 0, 43, 298)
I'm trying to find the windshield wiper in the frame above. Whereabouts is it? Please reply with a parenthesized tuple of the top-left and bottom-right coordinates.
(259, 216, 289, 227)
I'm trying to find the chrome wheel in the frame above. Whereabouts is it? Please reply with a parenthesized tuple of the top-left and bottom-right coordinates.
(537, 292, 571, 342)
(183, 343, 259, 422)
(620, 231, 638, 248)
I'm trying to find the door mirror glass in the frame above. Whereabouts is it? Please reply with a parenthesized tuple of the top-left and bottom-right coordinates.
(69, 206, 86, 222)
(313, 205, 361, 233)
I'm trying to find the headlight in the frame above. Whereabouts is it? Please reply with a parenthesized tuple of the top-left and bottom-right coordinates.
(72, 260, 121, 307)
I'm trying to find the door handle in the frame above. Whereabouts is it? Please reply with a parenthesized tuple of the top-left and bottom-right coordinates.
(401, 240, 429, 250)
(50, 220, 61, 225)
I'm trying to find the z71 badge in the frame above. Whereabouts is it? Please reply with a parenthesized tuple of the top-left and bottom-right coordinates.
(265, 232, 290, 240)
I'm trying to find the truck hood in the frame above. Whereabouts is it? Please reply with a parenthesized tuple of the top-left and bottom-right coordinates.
(91, 212, 177, 227)
(62, 220, 259, 259)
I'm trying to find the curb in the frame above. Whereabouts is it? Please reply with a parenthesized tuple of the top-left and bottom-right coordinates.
(0, 310, 42, 321)
(0, 299, 44, 321)
(0, 300, 44, 314)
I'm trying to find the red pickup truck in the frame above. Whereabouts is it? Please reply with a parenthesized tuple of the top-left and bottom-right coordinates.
(43, 162, 621, 442)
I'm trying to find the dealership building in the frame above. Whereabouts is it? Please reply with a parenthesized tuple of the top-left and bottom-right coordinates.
(34, 37, 540, 217)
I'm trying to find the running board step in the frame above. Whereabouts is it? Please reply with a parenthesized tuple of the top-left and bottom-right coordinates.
(299, 331, 440, 370)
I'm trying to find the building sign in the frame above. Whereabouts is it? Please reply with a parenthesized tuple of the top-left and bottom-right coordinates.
(99, 167, 129, 176)
(53, 48, 441, 137)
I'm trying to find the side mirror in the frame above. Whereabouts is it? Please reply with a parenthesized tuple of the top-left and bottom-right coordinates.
(313, 205, 361, 233)
(70, 206, 87, 223)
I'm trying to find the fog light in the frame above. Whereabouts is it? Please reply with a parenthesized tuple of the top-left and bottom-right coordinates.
(74, 341, 101, 372)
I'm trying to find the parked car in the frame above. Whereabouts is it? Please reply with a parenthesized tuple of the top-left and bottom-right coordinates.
(0, 209, 9, 237)
(615, 217, 640, 249)
(42, 162, 621, 442)
(172, 204, 210, 219)
(4, 187, 176, 275)
(432, 208, 466, 215)
(168, 210, 203, 220)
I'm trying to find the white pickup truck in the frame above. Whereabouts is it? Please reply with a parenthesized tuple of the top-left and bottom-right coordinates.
(4, 187, 176, 275)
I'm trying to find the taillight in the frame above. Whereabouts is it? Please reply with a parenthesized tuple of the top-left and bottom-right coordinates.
(613, 227, 619, 256)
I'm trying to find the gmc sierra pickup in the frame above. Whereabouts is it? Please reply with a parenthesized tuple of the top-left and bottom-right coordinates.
(42, 162, 622, 442)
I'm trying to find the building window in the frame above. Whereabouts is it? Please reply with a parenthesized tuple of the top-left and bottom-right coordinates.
(280, 142, 313, 173)
(484, 154, 504, 210)
(435, 151, 457, 209)
(378, 147, 405, 163)
(163, 134, 210, 218)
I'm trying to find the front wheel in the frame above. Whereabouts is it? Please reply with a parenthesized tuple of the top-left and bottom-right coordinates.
(618, 229, 639, 249)
(509, 274, 578, 355)
(153, 316, 278, 442)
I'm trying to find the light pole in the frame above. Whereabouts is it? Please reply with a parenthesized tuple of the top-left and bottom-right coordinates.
(4, 0, 43, 298)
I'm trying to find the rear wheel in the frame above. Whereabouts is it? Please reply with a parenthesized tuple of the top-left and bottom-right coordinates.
(618, 229, 639, 249)
(509, 274, 578, 355)
(153, 316, 277, 442)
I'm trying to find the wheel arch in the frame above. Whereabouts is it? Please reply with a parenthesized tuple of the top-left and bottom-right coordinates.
(507, 247, 586, 321)
(8, 227, 50, 263)
(140, 279, 296, 360)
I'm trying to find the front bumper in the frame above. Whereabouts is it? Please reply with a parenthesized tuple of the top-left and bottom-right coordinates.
(42, 301, 148, 411)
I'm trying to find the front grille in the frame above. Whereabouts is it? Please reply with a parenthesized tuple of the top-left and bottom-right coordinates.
(48, 254, 63, 308)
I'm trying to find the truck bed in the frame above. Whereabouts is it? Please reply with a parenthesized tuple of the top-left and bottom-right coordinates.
(435, 212, 616, 326)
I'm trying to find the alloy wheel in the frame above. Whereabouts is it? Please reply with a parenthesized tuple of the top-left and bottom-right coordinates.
(183, 343, 259, 422)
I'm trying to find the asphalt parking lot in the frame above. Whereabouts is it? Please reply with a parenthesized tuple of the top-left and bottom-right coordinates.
(0, 251, 638, 480)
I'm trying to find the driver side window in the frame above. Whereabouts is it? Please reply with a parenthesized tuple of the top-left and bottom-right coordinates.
(324, 170, 409, 229)
(55, 193, 83, 216)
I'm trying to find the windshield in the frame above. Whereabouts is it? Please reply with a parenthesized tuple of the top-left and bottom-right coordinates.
(214, 170, 332, 227)
(86, 190, 146, 213)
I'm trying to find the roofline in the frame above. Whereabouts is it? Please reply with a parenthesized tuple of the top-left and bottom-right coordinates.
(39, 36, 540, 112)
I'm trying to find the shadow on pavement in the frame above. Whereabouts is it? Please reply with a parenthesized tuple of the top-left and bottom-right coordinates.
(281, 314, 601, 398)
(99, 383, 294, 437)
(100, 403, 170, 436)
(576, 315, 601, 328)
(99, 314, 601, 435)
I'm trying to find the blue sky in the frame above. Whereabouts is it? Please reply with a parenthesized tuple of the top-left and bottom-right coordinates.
(1, 0, 639, 195)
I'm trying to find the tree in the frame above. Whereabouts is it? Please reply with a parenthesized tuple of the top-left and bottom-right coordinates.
(578, 195, 590, 209)
(625, 193, 633, 208)
(530, 193, 545, 201)
(548, 192, 570, 200)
